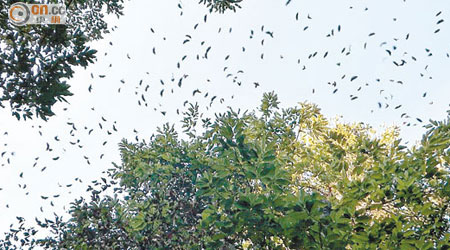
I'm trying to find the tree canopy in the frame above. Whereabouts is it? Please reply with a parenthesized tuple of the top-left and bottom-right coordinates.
(2, 93, 449, 249)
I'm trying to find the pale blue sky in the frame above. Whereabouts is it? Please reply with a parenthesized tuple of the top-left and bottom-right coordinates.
(1, 0, 449, 235)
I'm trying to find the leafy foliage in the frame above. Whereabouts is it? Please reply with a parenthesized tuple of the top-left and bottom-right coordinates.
(199, 0, 243, 13)
(0, 0, 125, 120)
(1, 95, 450, 249)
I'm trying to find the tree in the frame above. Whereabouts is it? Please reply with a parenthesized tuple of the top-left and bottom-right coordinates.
(2, 93, 449, 249)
